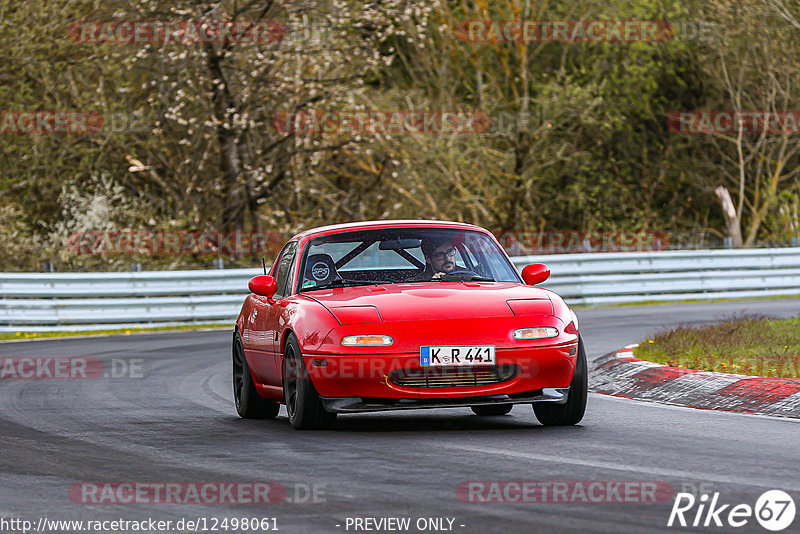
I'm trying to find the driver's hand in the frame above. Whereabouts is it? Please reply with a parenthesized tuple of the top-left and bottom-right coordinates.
(432, 271, 445, 279)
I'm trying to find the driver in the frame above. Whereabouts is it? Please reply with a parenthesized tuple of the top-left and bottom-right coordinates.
(421, 237, 458, 279)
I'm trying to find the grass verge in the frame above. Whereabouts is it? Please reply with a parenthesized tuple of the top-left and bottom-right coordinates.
(571, 292, 800, 309)
(633, 314, 800, 378)
(0, 323, 231, 341)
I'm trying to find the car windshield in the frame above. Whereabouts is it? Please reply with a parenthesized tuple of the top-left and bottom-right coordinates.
(298, 227, 521, 291)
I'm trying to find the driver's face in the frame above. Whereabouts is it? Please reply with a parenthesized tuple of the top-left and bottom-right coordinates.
(430, 242, 457, 273)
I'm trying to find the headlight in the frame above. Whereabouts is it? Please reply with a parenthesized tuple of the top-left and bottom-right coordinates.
(512, 327, 558, 340)
(341, 335, 393, 346)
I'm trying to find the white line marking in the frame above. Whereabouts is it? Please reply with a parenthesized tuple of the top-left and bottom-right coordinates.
(454, 444, 800, 491)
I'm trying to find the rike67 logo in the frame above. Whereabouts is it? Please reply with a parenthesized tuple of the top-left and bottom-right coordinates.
(668, 490, 795, 531)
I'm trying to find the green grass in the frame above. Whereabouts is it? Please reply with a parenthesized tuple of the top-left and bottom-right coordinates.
(0, 323, 231, 341)
(571, 292, 800, 309)
(634, 314, 800, 378)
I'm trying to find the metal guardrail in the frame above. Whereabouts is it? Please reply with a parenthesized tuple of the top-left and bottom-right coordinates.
(2, 248, 799, 332)
(0, 269, 255, 332)
(513, 247, 800, 305)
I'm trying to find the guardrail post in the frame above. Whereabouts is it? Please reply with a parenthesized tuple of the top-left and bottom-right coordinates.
(213, 258, 225, 269)
(723, 237, 733, 249)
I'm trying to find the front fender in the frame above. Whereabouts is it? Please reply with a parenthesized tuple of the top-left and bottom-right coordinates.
(277, 296, 340, 356)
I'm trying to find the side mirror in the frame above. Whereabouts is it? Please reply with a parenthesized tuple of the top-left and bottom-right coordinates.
(521, 264, 550, 286)
(249, 275, 277, 298)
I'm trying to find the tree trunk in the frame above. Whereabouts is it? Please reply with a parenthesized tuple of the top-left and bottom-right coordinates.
(205, 42, 249, 232)
(715, 186, 743, 247)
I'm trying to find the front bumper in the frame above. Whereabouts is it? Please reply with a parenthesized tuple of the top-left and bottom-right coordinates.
(305, 344, 576, 399)
(320, 387, 569, 413)
(304, 315, 579, 400)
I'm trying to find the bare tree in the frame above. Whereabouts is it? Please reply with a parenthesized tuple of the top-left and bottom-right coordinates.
(702, 0, 800, 246)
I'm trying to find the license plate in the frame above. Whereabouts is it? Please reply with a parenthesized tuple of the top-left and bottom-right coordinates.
(420, 345, 495, 367)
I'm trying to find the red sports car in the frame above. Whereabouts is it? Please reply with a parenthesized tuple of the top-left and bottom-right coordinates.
(233, 220, 586, 429)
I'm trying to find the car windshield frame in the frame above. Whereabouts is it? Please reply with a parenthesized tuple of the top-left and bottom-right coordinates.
(295, 227, 522, 292)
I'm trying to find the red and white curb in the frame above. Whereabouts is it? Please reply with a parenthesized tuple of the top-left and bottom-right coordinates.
(591, 344, 800, 418)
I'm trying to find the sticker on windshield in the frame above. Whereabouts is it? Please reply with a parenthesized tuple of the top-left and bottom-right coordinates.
(302, 280, 317, 288)
(312, 262, 330, 280)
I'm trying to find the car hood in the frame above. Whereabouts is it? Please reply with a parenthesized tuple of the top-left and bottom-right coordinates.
(304, 282, 553, 323)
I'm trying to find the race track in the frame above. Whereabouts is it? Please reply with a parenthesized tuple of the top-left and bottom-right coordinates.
(1, 300, 799, 534)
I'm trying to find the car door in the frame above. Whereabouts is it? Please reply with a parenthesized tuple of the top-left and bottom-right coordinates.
(243, 242, 297, 388)
(263, 241, 298, 386)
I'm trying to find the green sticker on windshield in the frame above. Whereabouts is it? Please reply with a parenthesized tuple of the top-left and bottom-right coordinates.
(302, 280, 316, 288)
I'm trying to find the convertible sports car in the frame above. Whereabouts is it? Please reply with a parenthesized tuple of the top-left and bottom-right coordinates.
(233, 220, 586, 430)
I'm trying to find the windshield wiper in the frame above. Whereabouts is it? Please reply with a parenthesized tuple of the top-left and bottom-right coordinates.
(303, 279, 392, 291)
(408, 275, 496, 282)
(442, 275, 495, 282)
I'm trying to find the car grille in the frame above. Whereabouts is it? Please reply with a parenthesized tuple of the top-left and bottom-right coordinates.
(388, 365, 517, 388)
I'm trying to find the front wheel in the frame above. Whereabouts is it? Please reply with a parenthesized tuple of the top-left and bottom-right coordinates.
(533, 335, 587, 426)
(471, 404, 513, 416)
(283, 334, 337, 430)
(232, 330, 279, 419)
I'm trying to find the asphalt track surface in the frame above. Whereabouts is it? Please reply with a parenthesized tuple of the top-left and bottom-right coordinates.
(1, 299, 799, 534)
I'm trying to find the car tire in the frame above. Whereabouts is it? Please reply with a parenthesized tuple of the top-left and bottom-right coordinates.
(533, 334, 588, 426)
(233, 330, 280, 419)
(471, 404, 513, 416)
(283, 333, 337, 430)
